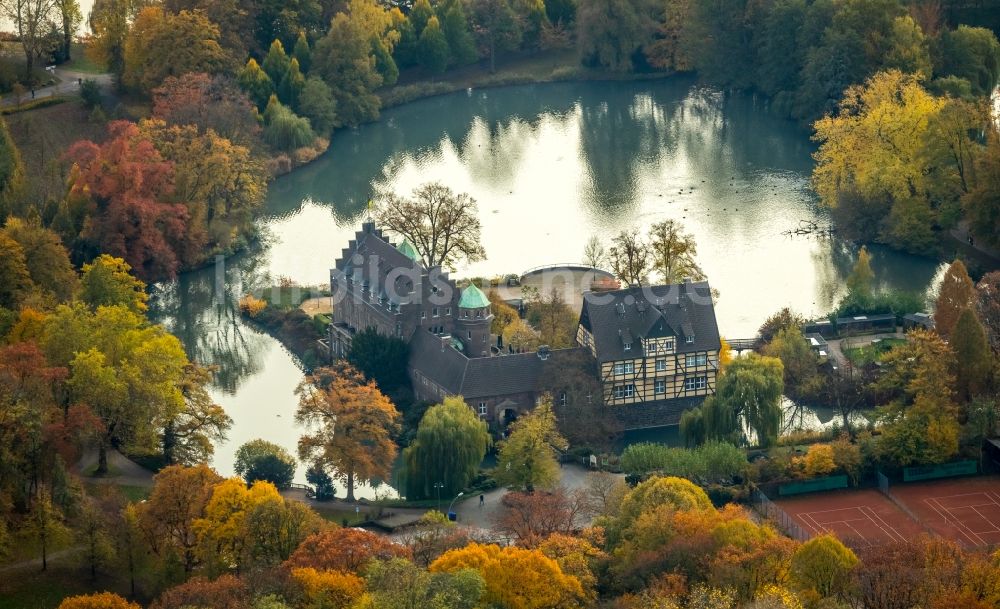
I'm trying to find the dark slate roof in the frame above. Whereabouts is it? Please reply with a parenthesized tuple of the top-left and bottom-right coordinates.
(579, 281, 721, 363)
(333, 222, 423, 302)
(408, 330, 587, 399)
(615, 396, 706, 429)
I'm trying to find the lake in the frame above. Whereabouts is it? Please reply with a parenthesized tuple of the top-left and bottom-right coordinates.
(150, 78, 945, 496)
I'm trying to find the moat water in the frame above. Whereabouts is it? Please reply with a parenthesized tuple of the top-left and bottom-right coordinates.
(150, 78, 945, 496)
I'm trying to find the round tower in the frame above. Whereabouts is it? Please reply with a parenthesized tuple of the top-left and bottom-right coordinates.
(456, 284, 493, 357)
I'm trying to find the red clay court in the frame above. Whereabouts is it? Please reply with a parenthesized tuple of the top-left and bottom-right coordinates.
(773, 488, 925, 549)
(887, 475, 1000, 548)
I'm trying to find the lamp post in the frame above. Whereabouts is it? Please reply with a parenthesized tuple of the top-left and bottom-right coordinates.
(447, 491, 464, 522)
(433, 482, 444, 512)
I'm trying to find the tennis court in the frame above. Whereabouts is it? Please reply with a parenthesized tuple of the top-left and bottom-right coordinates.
(887, 476, 1000, 548)
(773, 488, 924, 548)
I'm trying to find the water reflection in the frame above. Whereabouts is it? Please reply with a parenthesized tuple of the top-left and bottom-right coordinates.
(152, 79, 946, 487)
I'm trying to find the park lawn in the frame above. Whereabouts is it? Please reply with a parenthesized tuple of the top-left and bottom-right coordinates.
(258, 285, 325, 310)
(316, 507, 369, 527)
(62, 44, 106, 74)
(844, 337, 907, 366)
(0, 564, 137, 609)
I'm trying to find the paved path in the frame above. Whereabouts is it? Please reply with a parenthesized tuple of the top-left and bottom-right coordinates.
(74, 448, 155, 487)
(0, 67, 112, 107)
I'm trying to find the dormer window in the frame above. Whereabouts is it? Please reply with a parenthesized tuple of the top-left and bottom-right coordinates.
(686, 335, 694, 344)
(623, 342, 632, 351)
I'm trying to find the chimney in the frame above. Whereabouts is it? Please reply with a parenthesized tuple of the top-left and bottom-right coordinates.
(537, 345, 551, 360)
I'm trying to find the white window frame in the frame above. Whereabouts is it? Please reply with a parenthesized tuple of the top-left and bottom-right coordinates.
(654, 379, 666, 394)
(478, 402, 487, 417)
(623, 362, 634, 374)
(655, 359, 667, 372)
(624, 384, 635, 398)
(613, 363, 624, 375)
(433, 307, 439, 317)
(623, 342, 632, 351)
(686, 335, 694, 344)
(684, 376, 707, 391)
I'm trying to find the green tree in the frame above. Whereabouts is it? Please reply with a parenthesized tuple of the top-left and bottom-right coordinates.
(763, 326, 820, 401)
(364, 558, 485, 609)
(278, 57, 306, 107)
(789, 534, 858, 598)
(0, 118, 24, 219)
(418, 15, 451, 73)
(440, 0, 477, 66)
(681, 0, 756, 88)
(935, 259, 976, 338)
(494, 401, 568, 492)
(234, 439, 297, 489)
(297, 77, 337, 136)
(293, 30, 312, 72)
(238, 58, 275, 109)
(935, 25, 1000, 97)
(471, 0, 522, 72)
(951, 308, 993, 401)
(372, 38, 399, 86)
(409, 0, 434, 35)
(963, 123, 1000, 249)
(404, 397, 490, 500)
(346, 326, 410, 394)
(263, 97, 316, 151)
(164, 364, 231, 466)
(525, 288, 578, 349)
(79, 255, 148, 314)
(262, 39, 291, 84)
(24, 491, 71, 571)
(701, 354, 784, 447)
(312, 12, 383, 127)
(576, 0, 658, 71)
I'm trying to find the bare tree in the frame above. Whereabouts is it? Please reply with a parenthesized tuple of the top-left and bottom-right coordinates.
(582, 235, 606, 268)
(648, 219, 704, 284)
(375, 182, 486, 269)
(0, 0, 59, 78)
(608, 228, 650, 286)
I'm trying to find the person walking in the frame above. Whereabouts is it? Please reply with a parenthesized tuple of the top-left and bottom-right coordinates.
(479, 494, 484, 508)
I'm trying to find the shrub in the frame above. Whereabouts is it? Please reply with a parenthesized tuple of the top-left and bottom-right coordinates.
(233, 438, 297, 489)
(306, 463, 335, 501)
(239, 294, 267, 317)
(80, 79, 102, 109)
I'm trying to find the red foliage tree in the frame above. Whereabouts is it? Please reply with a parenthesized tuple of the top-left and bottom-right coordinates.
(494, 489, 589, 547)
(152, 73, 261, 145)
(150, 575, 250, 609)
(284, 527, 410, 572)
(64, 121, 189, 280)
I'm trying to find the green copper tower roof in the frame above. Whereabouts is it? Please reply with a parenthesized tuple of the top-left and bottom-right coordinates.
(458, 284, 490, 309)
(396, 239, 419, 262)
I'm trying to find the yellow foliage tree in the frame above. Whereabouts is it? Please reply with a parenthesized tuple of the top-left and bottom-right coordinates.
(58, 593, 141, 609)
(291, 567, 365, 609)
(802, 444, 836, 477)
(429, 542, 586, 609)
(194, 478, 282, 571)
(789, 534, 858, 598)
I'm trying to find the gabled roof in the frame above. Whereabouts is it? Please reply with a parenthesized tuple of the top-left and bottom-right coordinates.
(459, 284, 490, 309)
(407, 330, 587, 400)
(579, 281, 720, 363)
(333, 222, 422, 301)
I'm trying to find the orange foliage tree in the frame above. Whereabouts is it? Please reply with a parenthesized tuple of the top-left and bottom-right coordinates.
(57, 593, 141, 609)
(152, 72, 261, 145)
(295, 363, 400, 501)
(284, 527, 410, 572)
(430, 542, 586, 609)
(149, 574, 249, 609)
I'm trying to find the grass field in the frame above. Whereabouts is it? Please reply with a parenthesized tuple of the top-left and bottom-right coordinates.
(843, 337, 906, 366)
(62, 43, 105, 74)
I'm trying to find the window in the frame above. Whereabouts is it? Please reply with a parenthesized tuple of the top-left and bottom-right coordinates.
(623, 342, 632, 351)
(655, 380, 666, 394)
(445, 307, 451, 316)
(684, 376, 707, 391)
(559, 392, 567, 406)
(623, 362, 634, 374)
(686, 335, 694, 344)
(613, 363, 624, 375)
(478, 402, 487, 417)
(468, 331, 472, 339)
(685, 354, 707, 367)
(421, 311, 426, 320)
(655, 359, 667, 372)
(613, 385, 625, 399)
(647, 342, 657, 353)
(624, 384, 635, 398)
(476, 309, 483, 318)
(463, 310, 469, 318)
(433, 307, 439, 317)
(664, 339, 674, 351)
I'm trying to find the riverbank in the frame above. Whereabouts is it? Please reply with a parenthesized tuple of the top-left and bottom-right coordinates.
(238, 286, 331, 370)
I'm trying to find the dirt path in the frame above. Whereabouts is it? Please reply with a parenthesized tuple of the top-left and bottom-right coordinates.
(299, 296, 332, 316)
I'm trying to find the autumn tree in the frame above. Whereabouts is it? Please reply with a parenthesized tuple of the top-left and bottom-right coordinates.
(494, 488, 589, 546)
(763, 326, 821, 401)
(577, 0, 658, 71)
(237, 58, 275, 109)
(0, 0, 58, 77)
(164, 363, 231, 466)
(150, 574, 249, 609)
(646, 219, 705, 284)
(525, 288, 578, 348)
(58, 593, 141, 609)
(429, 542, 586, 609)
(241, 493, 324, 569)
(790, 534, 858, 599)
(312, 12, 383, 127)
(0, 232, 33, 309)
(137, 464, 222, 574)
(935, 259, 977, 338)
(193, 478, 284, 573)
(0, 119, 24, 218)
(404, 397, 490, 500)
(362, 557, 486, 609)
(845, 245, 875, 304)
(123, 8, 230, 95)
(540, 348, 622, 451)
(375, 182, 486, 269)
(488, 289, 519, 335)
(295, 363, 400, 501)
(495, 401, 568, 492)
(951, 308, 993, 401)
(285, 527, 410, 572)
(418, 15, 451, 73)
(697, 354, 784, 447)
(152, 73, 261, 146)
(291, 567, 365, 609)
(963, 123, 1000, 249)
(608, 228, 650, 285)
(470, 0, 522, 72)
(976, 271, 1000, 351)
(233, 438, 296, 489)
(757, 307, 806, 346)
(582, 235, 606, 268)
(63, 121, 188, 281)
(2, 218, 77, 303)
(79, 255, 148, 314)
(502, 318, 541, 352)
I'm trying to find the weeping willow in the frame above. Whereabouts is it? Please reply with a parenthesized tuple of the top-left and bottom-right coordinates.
(403, 396, 491, 500)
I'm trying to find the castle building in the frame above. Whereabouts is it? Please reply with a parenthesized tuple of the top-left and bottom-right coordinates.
(329, 222, 721, 429)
